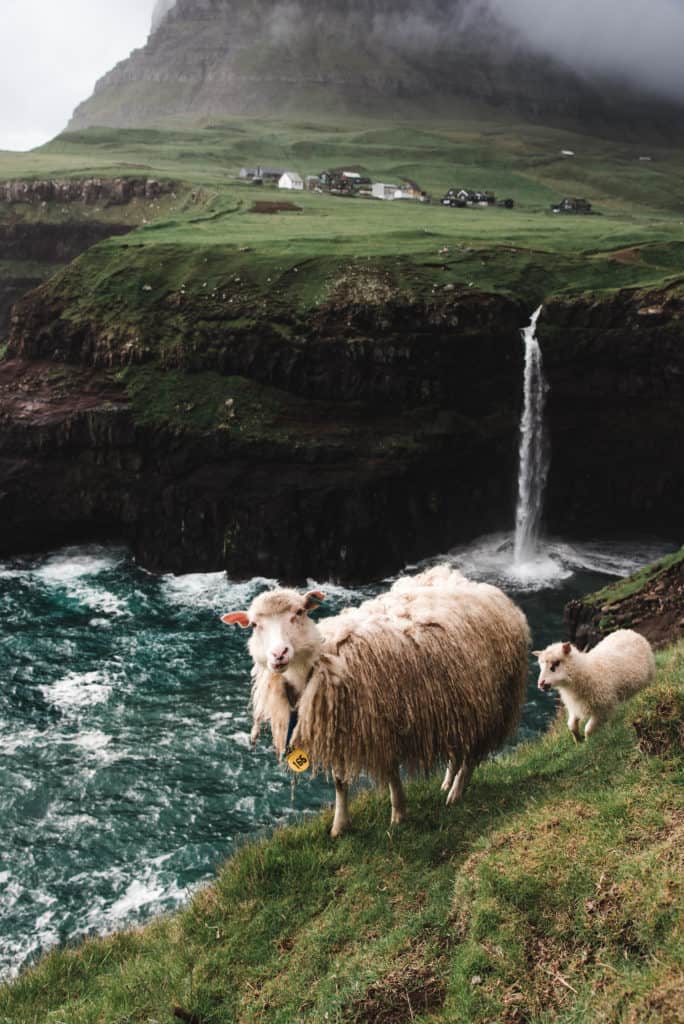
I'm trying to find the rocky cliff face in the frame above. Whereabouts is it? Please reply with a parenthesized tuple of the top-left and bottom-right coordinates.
(68, 0, 684, 139)
(0, 355, 520, 581)
(2, 275, 682, 581)
(539, 289, 684, 541)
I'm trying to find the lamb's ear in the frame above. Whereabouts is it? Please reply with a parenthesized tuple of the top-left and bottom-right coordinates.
(221, 611, 251, 628)
(562, 642, 573, 656)
(304, 590, 325, 611)
(532, 650, 543, 658)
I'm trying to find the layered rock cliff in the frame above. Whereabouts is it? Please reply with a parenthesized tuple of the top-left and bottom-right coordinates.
(69, 0, 684, 139)
(2, 268, 683, 580)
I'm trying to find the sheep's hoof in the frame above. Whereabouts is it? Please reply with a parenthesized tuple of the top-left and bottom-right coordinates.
(440, 778, 451, 793)
(571, 730, 584, 744)
(390, 811, 405, 826)
(330, 821, 350, 839)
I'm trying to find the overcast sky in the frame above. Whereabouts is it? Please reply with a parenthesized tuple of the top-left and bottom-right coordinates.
(2, 0, 684, 153)
(0, 0, 156, 151)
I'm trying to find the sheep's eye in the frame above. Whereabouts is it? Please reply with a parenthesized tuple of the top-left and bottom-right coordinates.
(550, 661, 559, 672)
(296, 609, 305, 617)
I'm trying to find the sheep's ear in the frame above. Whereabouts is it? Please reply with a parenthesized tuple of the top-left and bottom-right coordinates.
(562, 642, 572, 656)
(532, 650, 542, 658)
(221, 611, 251, 628)
(304, 590, 325, 611)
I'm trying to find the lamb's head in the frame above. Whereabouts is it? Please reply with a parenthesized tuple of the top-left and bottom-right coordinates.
(222, 588, 325, 675)
(533, 641, 574, 693)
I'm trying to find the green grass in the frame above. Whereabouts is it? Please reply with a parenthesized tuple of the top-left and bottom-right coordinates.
(2, 641, 681, 1024)
(582, 546, 684, 609)
(4, 115, 684, 343)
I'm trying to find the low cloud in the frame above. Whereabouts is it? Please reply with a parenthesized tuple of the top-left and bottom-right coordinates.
(255, 0, 684, 102)
(485, 0, 684, 102)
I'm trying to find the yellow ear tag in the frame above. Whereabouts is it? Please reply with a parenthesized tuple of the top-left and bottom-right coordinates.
(287, 749, 310, 773)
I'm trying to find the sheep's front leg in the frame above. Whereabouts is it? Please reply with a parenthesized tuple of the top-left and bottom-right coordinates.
(331, 774, 350, 838)
(389, 769, 406, 827)
(440, 756, 457, 794)
(446, 762, 472, 806)
(567, 714, 583, 744)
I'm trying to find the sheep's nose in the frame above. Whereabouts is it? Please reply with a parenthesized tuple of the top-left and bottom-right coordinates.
(271, 647, 290, 663)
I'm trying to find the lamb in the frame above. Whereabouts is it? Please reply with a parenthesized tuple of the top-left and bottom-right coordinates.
(534, 629, 656, 742)
(222, 565, 530, 836)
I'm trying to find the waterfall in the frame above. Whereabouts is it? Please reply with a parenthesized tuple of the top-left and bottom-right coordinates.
(513, 306, 548, 565)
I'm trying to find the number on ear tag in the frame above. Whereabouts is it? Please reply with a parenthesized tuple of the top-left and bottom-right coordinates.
(287, 749, 310, 773)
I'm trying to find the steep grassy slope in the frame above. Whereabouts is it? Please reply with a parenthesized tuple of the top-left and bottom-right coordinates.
(1, 640, 681, 1023)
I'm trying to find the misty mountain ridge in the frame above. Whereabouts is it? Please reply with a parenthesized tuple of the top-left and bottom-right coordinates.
(70, 0, 684, 139)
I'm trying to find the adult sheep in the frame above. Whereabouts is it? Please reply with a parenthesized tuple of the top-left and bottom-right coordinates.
(534, 629, 655, 742)
(222, 566, 530, 836)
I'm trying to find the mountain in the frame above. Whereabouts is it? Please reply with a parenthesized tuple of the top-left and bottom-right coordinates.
(69, 0, 684, 139)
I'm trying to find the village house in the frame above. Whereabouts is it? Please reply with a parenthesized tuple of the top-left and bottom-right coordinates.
(372, 182, 399, 200)
(239, 166, 284, 183)
(278, 171, 304, 191)
(441, 188, 496, 208)
(551, 196, 593, 214)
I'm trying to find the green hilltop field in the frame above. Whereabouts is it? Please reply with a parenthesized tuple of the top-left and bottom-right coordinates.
(3, 115, 684, 331)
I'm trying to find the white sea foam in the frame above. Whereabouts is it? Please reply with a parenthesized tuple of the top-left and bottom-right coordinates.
(435, 533, 675, 592)
(30, 546, 130, 617)
(82, 866, 192, 937)
(33, 546, 125, 583)
(40, 670, 113, 711)
(161, 571, 277, 612)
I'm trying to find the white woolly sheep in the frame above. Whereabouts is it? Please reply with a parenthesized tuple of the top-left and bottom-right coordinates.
(222, 565, 531, 836)
(534, 629, 656, 741)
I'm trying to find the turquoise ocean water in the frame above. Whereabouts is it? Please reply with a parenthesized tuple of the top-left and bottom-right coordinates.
(0, 536, 671, 977)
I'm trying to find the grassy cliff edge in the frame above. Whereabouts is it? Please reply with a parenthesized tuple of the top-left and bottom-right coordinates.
(1, 645, 681, 1022)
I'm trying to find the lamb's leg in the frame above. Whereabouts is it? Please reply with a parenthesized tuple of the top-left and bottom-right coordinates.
(567, 715, 583, 744)
(584, 715, 602, 739)
(331, 775, 350, 838)
(388, 769, 406, 826)
(446, 762, 472, 806)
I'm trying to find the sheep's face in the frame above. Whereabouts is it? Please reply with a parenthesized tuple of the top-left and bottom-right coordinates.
(533, 641, 573, 692)
(222, 589, 324, 674)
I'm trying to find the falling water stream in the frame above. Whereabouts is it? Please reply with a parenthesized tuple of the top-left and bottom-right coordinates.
(513, 306, 548, 565)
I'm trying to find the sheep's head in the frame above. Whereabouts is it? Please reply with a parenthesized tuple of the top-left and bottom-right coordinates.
(222, 588, 325, 675)
(533, 641, 573, 692)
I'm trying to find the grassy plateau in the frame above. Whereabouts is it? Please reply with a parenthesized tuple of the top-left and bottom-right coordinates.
(3, 114, 684, 339)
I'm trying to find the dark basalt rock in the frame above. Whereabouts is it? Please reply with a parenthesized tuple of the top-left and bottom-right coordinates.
(0, 281, 682, 581)
(0, 360, 518, 582)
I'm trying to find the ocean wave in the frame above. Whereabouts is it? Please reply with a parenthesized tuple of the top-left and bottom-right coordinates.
(40, 670, 114, 712)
